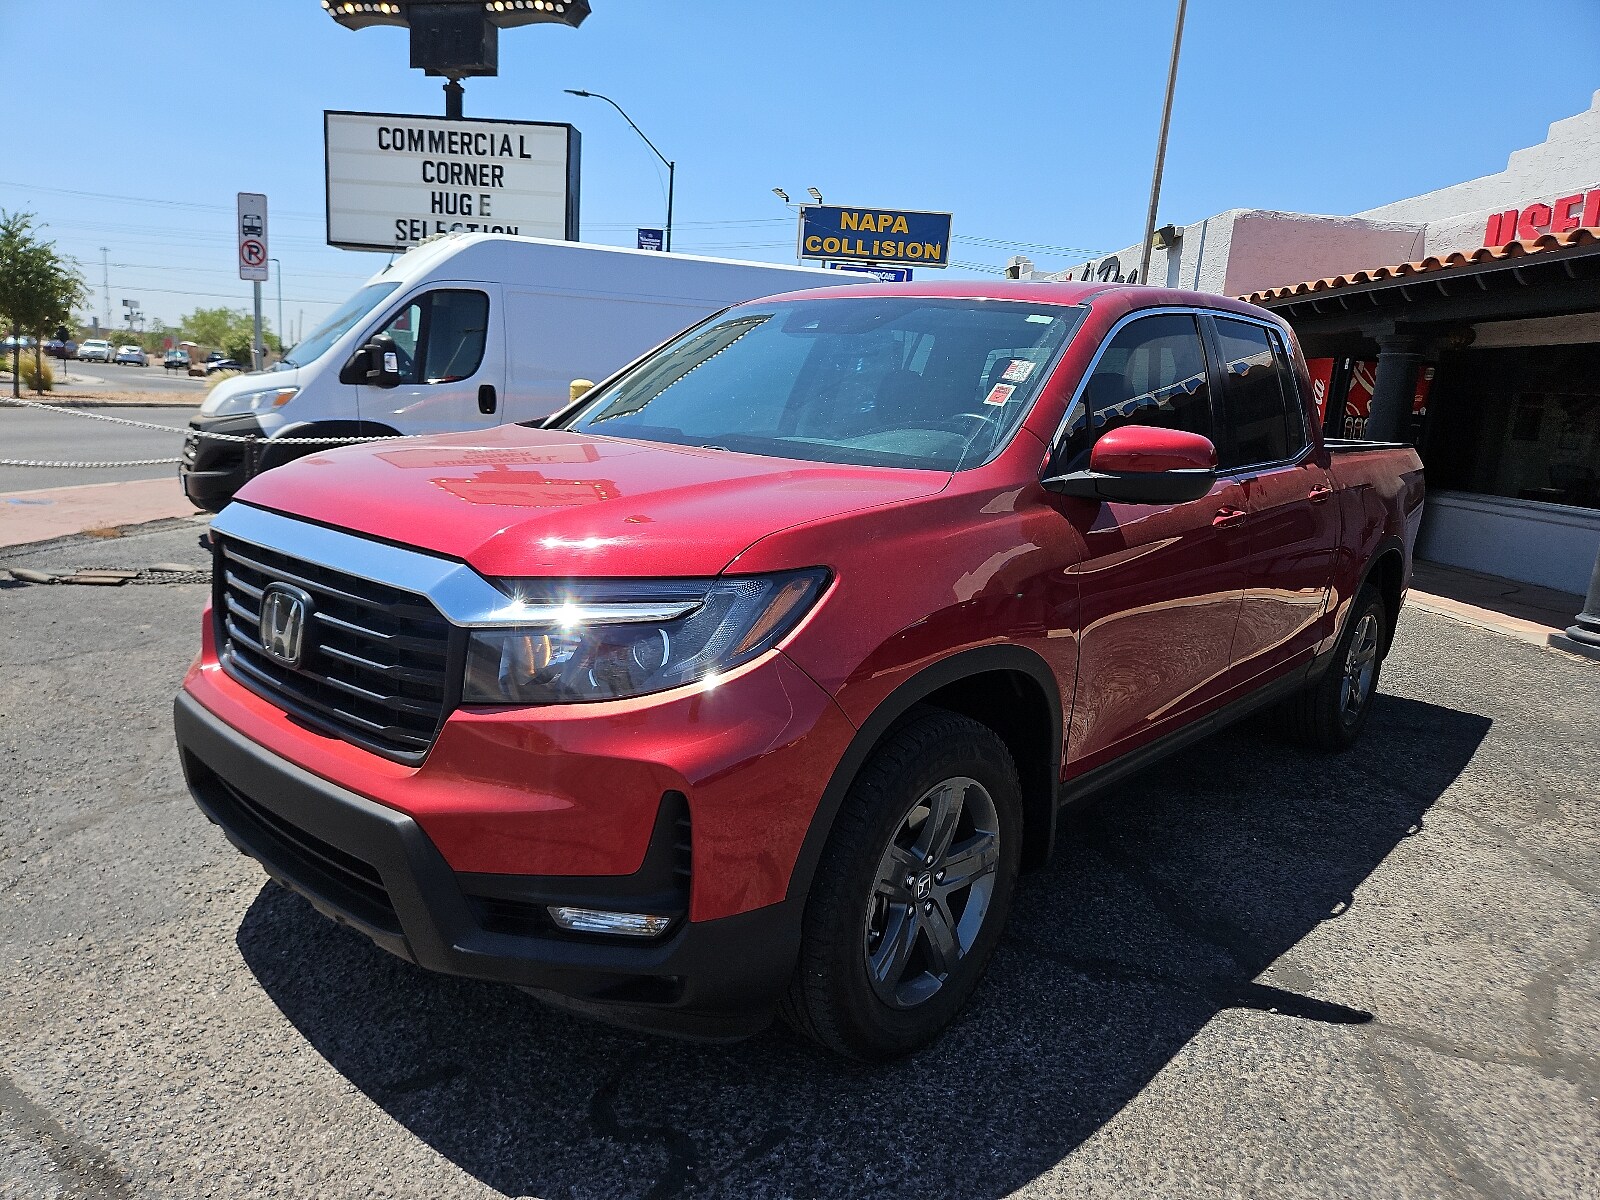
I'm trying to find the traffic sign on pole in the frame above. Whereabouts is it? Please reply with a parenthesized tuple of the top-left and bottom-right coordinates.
(237, 193, 269, 281)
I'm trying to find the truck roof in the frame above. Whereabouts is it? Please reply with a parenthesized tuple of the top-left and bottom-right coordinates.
(754, 280, 1281, 321)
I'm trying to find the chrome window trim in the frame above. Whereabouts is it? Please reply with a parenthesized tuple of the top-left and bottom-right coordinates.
(1040, 304, 1308, 479)
(211, 504, 704, 628)
(1042, 305, 1224, 470)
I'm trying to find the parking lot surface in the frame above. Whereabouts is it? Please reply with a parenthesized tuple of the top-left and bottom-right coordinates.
(52, 359, 211, 396)
(0, 407, 195, 492)
(1, 522, 1596, 1200)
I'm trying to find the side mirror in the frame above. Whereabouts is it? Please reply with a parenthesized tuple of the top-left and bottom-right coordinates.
(1043, 425, 1218, 505)
(569, 378, 595, 403)
(338, 334, 402, 389)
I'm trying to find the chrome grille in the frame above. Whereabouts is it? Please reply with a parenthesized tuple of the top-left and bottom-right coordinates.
(214, 534, 459, 762)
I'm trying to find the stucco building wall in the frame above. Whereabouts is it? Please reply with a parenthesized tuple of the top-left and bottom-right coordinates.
(1033, 89, 1600, 294)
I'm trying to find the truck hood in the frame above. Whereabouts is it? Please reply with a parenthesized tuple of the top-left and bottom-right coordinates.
(235, 423, 951, 578)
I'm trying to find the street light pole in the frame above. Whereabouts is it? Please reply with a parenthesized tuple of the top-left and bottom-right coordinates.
(1138, 0, 1188, 285)
(565, 89, 674, 251)
(269, 257, 284, 351)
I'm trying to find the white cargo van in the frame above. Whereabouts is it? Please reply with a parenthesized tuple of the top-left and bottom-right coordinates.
(181, 234, 854, 511)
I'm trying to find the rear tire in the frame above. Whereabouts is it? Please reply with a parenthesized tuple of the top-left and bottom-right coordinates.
(1278, 582, 1389, 752)
(781, 709, 1023, 1060)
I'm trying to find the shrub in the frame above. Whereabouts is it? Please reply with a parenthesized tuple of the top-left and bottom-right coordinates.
(21, 355, 53, 392)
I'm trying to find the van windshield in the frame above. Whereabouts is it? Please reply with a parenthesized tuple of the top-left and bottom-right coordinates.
(557, 297, 1085, 472)
(280, 282, 401, 369)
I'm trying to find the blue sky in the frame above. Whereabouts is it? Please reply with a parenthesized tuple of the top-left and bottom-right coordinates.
(3, 0, 1597, 336)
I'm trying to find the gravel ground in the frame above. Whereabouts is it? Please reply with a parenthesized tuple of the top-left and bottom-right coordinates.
(1, 522, 1596, 1200)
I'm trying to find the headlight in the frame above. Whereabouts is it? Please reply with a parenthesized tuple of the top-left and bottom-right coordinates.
(201, 386, 298, 417)
(462, 570, 829, 705)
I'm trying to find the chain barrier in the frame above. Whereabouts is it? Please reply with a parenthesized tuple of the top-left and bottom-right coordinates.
(0, 456, 185, 467)
(0, 394, 411, 468)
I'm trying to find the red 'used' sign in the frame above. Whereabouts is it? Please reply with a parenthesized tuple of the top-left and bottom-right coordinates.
(1484, 188, 1600, 246)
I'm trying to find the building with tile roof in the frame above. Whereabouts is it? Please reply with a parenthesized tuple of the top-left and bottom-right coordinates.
(1017, 92, 1600, 595)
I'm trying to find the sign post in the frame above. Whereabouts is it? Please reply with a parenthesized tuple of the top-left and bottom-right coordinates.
(237, 192, 269, 370)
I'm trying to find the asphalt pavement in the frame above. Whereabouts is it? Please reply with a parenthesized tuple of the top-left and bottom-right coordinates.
(0, 405, 195, 491)
(51, 359, 211, 395)
(1, 522, 1596, 1200)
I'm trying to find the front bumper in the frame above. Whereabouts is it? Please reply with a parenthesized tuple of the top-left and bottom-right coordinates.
(175, 691, 803, 1039)
(181, 413, 264, 512)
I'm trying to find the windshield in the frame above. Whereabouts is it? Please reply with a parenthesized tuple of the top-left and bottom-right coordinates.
(280, 281, 401, 368)
(557, 297, 1085, 471)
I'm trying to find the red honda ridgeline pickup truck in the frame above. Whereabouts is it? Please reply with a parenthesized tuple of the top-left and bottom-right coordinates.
(174, 281, 1424, 1059)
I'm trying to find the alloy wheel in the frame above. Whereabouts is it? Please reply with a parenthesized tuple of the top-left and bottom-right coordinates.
(862, 776, 1002, 1009)
(1340, 611, 1381, 723)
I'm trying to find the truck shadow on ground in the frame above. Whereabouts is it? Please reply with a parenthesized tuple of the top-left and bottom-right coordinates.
(237, 693, 1490, 1200)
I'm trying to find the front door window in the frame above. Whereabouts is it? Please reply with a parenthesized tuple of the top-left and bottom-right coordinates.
(374, 290, 489, 386)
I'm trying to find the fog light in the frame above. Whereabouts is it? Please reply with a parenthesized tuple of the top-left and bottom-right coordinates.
(548, 907, 675, 937)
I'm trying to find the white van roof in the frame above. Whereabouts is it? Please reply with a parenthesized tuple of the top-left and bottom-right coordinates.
(362, 232, 846, 289)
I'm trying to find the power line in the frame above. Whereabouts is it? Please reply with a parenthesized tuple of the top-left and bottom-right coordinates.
(105, 259, 371, 281)
(0, 180, 324, 221)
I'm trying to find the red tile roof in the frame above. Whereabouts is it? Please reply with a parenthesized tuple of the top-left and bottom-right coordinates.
(1242, 227, 1600, 304)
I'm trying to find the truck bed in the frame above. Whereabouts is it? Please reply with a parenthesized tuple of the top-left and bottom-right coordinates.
(1325, 438, 1411, 453)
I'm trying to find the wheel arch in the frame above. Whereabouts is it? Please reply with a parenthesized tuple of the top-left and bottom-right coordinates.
(787, 645, 1064, 906)
(1359, 538, 1406, 653)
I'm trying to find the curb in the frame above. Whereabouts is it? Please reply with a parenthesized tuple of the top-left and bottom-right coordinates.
(1547, 631, 1600, 663)
(1408, 591, 1596, 664)
(0, 514, 210, 562)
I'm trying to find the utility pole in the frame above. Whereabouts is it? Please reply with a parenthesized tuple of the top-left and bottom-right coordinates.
(1138, 0, 1188, 285)
(100, 247, 110, 330)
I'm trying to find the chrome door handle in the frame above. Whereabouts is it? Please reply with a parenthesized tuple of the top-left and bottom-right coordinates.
(1213, 506, 1246, 528)
(1308, 484, 1333, 504)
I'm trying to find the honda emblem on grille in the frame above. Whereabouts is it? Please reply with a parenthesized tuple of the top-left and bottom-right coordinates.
(259, 583, 312, 669)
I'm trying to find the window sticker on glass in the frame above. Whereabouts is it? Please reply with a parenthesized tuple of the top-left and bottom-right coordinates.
(1025, 314, 1054, 323)
(1000, 359, 1037, 383)
(984, 383, 1016, 406)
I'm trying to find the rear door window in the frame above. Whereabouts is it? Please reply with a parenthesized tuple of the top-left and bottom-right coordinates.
(1054, 312, 1215, 473)
(1213, 318, 1306, 469)
(1267, 328, 1308, 450)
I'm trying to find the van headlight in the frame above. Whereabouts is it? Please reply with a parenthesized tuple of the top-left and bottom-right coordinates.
(461, 570, 829, 704)
(201, 386, 298, 417)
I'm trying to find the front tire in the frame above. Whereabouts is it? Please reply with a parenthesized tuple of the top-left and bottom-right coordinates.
(1279, 582, 1389, 751)
(781, 709, 1022, 1060)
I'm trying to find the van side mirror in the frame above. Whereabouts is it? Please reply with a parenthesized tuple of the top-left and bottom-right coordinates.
(1043, 426, 1218, 505)
(338, 334, 402, 389)
(569, 378, 595, 403)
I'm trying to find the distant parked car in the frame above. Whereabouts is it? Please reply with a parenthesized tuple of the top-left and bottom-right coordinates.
(45, 338, 78, 359)
(2, 335, 37, 350)
(164, 349, 190, 371)
(79, 339, 115, 362)
(205, 357, 243, 374)
(115, 345, 149, 366)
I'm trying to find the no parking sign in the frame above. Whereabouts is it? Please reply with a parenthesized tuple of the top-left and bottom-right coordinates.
(237, 193, 269, 281)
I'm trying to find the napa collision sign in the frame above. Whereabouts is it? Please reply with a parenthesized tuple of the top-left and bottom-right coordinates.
(798, 205, 952, 268)
(324, 111, 581, 252)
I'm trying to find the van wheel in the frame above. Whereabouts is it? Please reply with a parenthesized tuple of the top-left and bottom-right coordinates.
(781, 709, 1022, 1060)
(1278, 583, 1389, 752)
